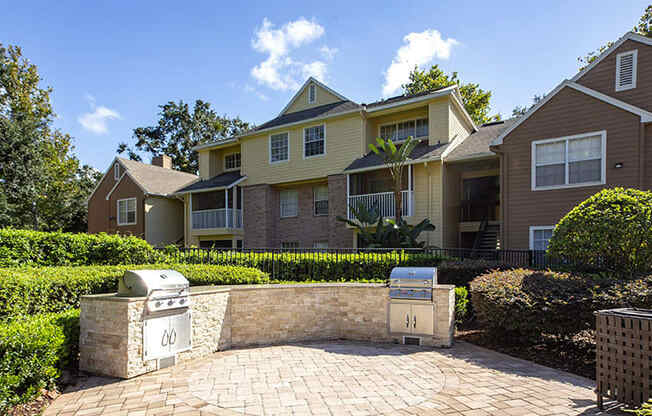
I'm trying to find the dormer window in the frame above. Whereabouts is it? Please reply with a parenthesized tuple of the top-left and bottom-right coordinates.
(308, 84, 316, 104)
(616, 50, 637, 92)
(114, 163, 120, 180)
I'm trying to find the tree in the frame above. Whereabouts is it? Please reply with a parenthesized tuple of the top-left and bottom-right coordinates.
(368, 136, 418, 222)
(402, 65, 499, 125)
(578, 6, 651, 70)
(0, 43, 100, 232)
(118, 100, 251, 174)
(512, 94, 543, 117)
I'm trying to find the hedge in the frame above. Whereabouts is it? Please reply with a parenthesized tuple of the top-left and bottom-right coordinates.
(0, 310, 79, 411)
(0, 264, 269, 318)
(470, 269, 652, 339)
(0, 228, 159, 267)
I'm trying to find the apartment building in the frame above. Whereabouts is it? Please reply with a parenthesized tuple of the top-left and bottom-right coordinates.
(175, 77, 512, 249)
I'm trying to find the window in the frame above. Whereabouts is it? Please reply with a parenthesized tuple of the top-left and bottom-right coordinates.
(530, 226, 554, 251)
(313, 186, 328, 216)
(114, 163, 120, 180)
(313, 241, 328, 249)
(532, 131, 605, 190)
(270, 132, 289, 163)
(117, 198, 136, 226)
(308, 84, 316, 104)
(304, 125, 325, 158)
(281, 241, 299, 249)
(224, 152, 241, 171)
(616, 50, 637, 92)
(379, 118, 428, 142)
(280, 190, 298, 218)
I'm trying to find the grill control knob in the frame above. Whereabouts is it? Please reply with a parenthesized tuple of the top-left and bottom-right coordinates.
(155, 301, 161, 307)
(179, 299, 185, 305)
(168, 300, 174, 306)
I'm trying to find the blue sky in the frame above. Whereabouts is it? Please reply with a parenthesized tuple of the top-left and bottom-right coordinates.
(2, 1, 648, 171)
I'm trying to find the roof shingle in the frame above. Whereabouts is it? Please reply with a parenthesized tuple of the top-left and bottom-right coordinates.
(175, 170, 244, 193)
(344, 140, 449, 172)
(445, 119, 516, 161)
(255, 101, 360, 131)
(117, 157, 198, 196)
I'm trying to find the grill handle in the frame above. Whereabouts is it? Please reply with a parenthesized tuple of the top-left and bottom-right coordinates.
(169, 329, 177, 346)
(406, 314, 409, 328)
(161, 329, 169, 347)
(413, 315, 417, 328)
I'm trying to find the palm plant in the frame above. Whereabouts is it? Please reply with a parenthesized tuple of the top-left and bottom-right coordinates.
(368, 136, 419, 222)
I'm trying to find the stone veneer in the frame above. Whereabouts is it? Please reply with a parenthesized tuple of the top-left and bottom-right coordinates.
(80, 283, 454, 379)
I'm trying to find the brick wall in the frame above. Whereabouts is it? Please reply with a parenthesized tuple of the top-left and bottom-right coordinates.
(328, 174, 354, 247)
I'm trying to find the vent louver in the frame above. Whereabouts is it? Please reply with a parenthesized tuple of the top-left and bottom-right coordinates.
(616, 50, 637, 91)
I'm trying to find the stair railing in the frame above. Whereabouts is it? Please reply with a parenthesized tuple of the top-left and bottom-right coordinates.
(471, 215, 489, 258)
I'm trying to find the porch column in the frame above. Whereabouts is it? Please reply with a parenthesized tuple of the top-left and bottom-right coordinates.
(232, 187, 236, 229)
(225, 188, 229, 228)
(407, 165, 412, 216)
(346, 174, 350, 219)
(189, 193, 193, 230)
(240, 185, 244, 228)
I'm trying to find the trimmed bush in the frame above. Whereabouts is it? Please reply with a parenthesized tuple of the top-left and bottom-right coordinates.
(0, 264, 268, 318)
(0, 228, 160, 267)
(0, 310, 79, 411)
(548, 188, 652, 275)
(454, 286, 469, 325)
(470, 268, 652, 339)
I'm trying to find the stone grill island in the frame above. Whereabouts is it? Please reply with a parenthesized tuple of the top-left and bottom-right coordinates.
(80, 283, 455, 379)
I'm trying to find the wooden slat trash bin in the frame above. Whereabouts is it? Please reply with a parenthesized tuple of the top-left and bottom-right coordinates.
(596, 308, 652, 409)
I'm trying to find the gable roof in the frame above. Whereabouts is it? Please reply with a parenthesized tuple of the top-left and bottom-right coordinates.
(344, 140, 450, 173)
(571, 32, 652, 82)
(90, 157, 199, 202)
(116, 158, 199, 196)
(175, 170, 245, 194)
(445, 118, 516, 161)
(256, 100, 360, 131)
(278, 77, 351, 116)
(491, 80, 652, 146)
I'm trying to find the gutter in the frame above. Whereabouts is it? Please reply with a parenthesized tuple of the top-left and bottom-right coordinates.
(173, 175, 248, 195)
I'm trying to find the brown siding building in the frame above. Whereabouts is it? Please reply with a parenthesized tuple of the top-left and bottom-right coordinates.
(492, 32, 652, 249)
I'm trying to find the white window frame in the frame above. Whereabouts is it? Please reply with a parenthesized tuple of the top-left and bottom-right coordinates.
(303, 124, 326, 159)
(529, 226, 554, 251)
(308, 84, 316, 104)
(378, 117, 429, 142)
(117, 197, 137, 226)
(281, 241, 300, 249)
(114, 163, 120, 180)
(269, 131, 290, 164)
(531, 130, 606, 191)
(223, 152, 241, 171)
(280, 189, 298, 218)
(313, 185, 328, 216)
(313, 241, 328, 249)
(615, 49, 637, 92)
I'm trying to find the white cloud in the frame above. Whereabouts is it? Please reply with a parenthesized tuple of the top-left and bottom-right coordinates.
(78, 96, 120, 134)
(244, 84, 270, 101)
(251, 17, 333, 91)
(382, 29, 458, 97)
(320, 45, 338, 60)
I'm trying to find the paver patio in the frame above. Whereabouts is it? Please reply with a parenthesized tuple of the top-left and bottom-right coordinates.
(44, 341, 623, 416)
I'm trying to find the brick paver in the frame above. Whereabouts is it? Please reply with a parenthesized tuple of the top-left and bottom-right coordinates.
(44, 341, 623, 416)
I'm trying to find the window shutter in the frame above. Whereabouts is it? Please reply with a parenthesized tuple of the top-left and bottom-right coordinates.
(616, 50, 637, 91)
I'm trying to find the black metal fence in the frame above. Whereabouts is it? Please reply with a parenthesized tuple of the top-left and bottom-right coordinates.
(155, 246, 557, 280)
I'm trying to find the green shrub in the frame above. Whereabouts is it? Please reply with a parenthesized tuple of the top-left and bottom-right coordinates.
(0, 310, 79, 411)
(437, 259, 510, 287)
(547, 188, 652, 275)
(0, 264, 268, 318)
(470, 268, 652, 340)
(0, 228, 160, 267)
(454, 286, 469, 325)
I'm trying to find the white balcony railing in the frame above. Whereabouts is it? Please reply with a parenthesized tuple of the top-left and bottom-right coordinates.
(347, 190, 413, 220)
(192, 208, 242, 230)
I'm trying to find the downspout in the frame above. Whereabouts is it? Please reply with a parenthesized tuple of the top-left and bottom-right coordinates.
(640, 122, 646, 188)
(490, 145, 507, 249)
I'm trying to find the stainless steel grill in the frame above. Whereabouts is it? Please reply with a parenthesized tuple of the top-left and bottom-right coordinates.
(389, 267, 437, 301)
(118, 270, 192, 362)
(119, 269, 191, 313)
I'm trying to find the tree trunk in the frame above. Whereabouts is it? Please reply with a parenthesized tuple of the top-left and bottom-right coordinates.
(394, 186, 402, 223)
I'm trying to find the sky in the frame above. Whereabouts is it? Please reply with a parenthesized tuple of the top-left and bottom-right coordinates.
(2, 1, 649, 171)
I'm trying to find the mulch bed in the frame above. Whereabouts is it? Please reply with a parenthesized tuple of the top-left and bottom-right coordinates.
(456, 324, 597, 380)
(7, 389, 59, 416)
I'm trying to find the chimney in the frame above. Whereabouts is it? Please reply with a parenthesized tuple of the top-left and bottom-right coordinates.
(152, 155, 172, 169)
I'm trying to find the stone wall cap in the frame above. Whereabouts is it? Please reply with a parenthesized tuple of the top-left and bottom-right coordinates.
(433, 284, 456, 290)
(229, 283, 386, 291)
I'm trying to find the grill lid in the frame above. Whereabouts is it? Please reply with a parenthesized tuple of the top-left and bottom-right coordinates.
(118, 270, 189, 297)
(390, 267, 437, 283)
